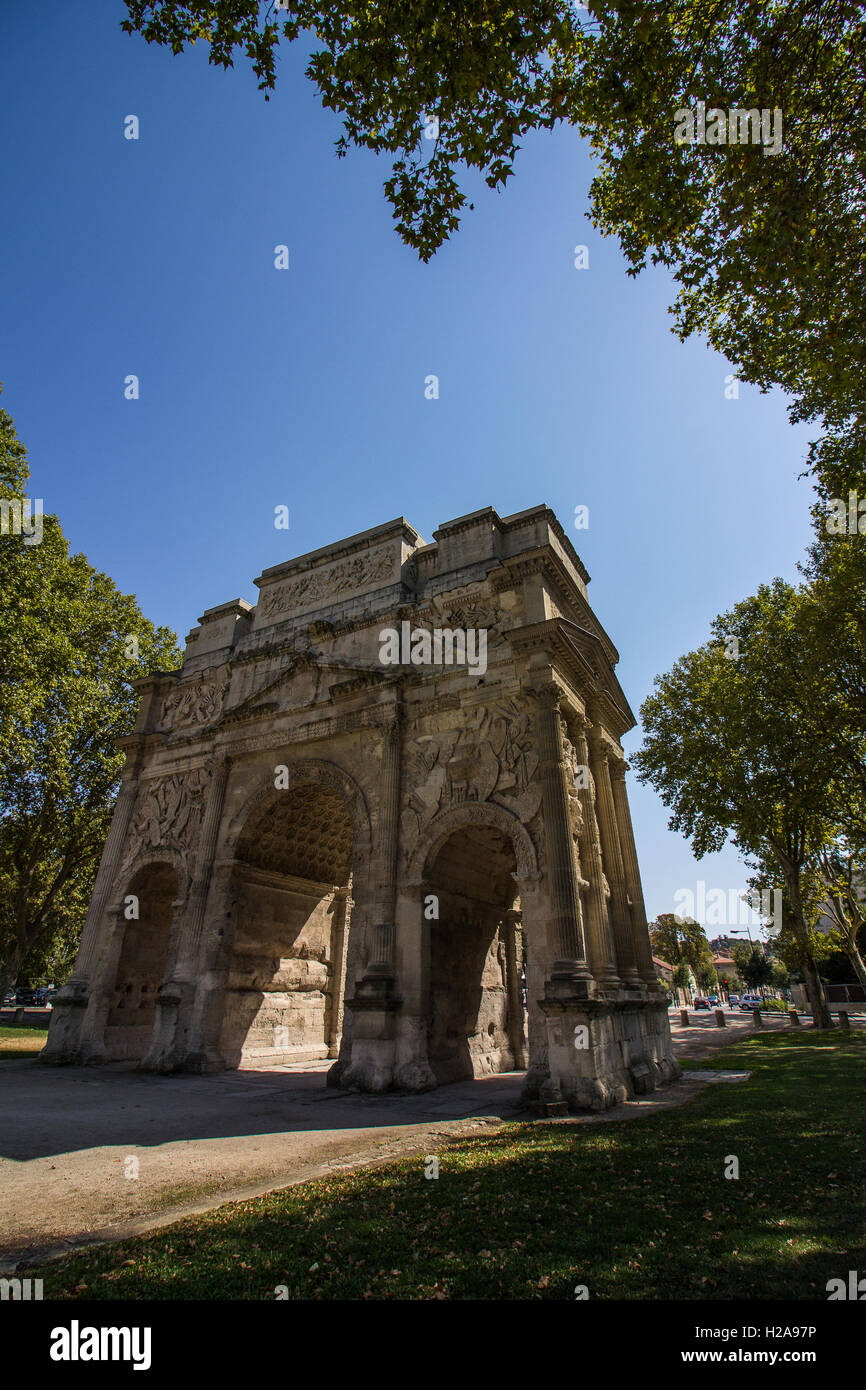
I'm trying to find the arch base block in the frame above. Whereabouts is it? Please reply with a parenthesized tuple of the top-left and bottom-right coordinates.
(534, 994, 679, 1113)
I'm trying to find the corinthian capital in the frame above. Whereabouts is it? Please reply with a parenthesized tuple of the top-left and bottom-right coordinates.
(530, 680, 563, 711)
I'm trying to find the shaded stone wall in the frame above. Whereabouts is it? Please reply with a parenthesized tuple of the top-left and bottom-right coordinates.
(219, 875, 336, 1064)
(105, 863, 177, 1061)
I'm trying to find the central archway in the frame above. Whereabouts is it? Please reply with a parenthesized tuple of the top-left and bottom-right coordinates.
(219, 783, 355, 1066)
(424, 823, 527, 1085)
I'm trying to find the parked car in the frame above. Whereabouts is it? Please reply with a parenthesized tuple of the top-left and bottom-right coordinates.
(33, 987, 55, 1008)
(2, 989, 16, 1006)
(707, 995, 720, 1007)
(739, 995, 763, 1011)
(14, 987, 41, 1005)
(693, 997, 711, 1010)
(727, 994, 740, 1006)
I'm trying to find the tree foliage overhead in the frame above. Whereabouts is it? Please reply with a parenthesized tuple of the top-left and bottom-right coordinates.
(122, 0, 584, 260)
(121, 2, 865, 490)
(0, 390, 181, 989)
(578, 1, 866, 496)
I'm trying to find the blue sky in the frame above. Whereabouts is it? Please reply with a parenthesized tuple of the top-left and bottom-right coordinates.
(0, 1, 817, 929)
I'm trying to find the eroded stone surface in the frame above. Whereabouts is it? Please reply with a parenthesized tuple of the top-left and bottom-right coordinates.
(43, 505, 677, 1110)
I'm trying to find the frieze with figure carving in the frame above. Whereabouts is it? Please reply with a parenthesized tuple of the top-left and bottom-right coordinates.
(120, 766, 212, 871)
(158, 670, 227, 732)
(400, 696, 541, 858)
(259, 547, 395, 620)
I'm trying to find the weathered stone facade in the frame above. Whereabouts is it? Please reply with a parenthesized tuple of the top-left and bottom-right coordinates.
(42, 505, 678, 1110)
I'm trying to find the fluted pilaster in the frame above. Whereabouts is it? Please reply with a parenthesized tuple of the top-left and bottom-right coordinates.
(571, 715, 621, 987)
(371, 709, 402, 972)
(175, 756, 232, 975)
(530, 683, 591, 981)
(609, 758, 659, 986)
(588, 731, 641, 985)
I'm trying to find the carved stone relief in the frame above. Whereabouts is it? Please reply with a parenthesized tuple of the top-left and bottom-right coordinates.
(158, 671, 227, 732)
(400, 697, 542, 861)
(258, 547, 395, 620)
(120, 766, 212, 873)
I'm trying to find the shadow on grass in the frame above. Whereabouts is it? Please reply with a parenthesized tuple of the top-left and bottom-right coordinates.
(36, 1033, 866, 1302)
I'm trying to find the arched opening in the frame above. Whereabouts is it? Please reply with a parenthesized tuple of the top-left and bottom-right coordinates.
(107, 861, 178, 1060)
(425, 824, 527, 1085)
(219, 783, 355, 1067)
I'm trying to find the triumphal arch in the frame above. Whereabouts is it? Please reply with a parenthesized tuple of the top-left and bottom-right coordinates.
(43, 505, 677, 1110)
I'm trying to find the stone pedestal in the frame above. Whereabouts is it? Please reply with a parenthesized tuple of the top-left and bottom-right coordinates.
(538, 986, 679, 1112)
(140, 980, 190, 1073)
(337, 971, 402, 1092)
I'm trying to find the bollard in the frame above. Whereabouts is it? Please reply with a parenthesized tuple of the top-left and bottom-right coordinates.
(752, 1009, 764, 1028)
(13, 1006, 25, 1027)
(714, 1008, 726, 1027)
(838, 1010, 850, 1031)
(789, 1009, 800, 1026)
(679, 1008, 690, 1027)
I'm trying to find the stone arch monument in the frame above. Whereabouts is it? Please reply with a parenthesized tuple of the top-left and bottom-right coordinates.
(43, 505, 678, 1110)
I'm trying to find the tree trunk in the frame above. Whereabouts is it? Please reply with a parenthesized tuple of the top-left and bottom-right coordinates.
(801, 951, 833, 1029)
(783, 871, 834, 1028)
(843, 938, 866, 993)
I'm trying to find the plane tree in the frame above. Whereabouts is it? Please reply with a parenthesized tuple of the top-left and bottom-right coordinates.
(0, 392, 181, 993)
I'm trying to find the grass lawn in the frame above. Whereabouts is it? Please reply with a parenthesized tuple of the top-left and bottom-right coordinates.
(33, 1031, 866, 1301)
(0, 1025, 47, 1057)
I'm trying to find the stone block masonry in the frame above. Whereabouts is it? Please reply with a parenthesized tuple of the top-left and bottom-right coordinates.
(43, 505, 678, 1110)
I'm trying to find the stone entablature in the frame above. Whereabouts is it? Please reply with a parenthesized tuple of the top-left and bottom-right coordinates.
(43, 504, 677, 1111)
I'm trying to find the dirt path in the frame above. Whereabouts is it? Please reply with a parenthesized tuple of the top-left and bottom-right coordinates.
(0, 1011, 803, 1270)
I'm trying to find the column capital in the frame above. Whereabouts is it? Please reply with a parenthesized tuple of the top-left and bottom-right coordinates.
(588, 731, 614, 761)
(529, 680, 564, 711)
(371, 705, 403, 737)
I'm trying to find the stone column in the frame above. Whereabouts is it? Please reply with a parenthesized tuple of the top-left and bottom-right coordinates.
(370, 711, 402, 976)
(326, 883, 353, 1058)
(173, 757, 231, 978)
(609, 758, 660, 988)
(588, 730, 641, 986)
(529, 682, 592, 987)
(502, 909, 528, 1069)
(342, 707, 403, 1091)
(182, 860, 239, 1072)
(571, 714, 620, 989)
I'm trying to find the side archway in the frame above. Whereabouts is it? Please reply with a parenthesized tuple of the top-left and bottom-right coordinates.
(409, 803, 537, 1085)
(214, 760, 369, 1067)
(104, 860, 181, 1061)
